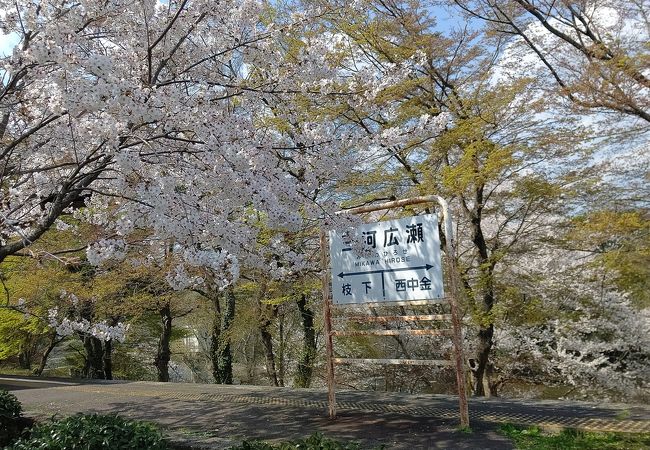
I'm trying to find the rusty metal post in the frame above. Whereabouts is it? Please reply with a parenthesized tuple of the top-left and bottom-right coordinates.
(435, 196, 470, 429)
(320, 229, 337, 419)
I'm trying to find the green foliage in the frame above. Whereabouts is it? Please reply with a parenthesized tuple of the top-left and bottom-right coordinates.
(492, 284, 549, 328)
(0, 389, 21, 417)
(231, 432, 368, 450)
(110, 347, 157, 381)
(0, 389, 23, 447)
(0, 309, 30, 360)
(567, 210, 650, 308)
(499, 424, 650, 449)
(9, 414, 168, 450)
(0, 258, 78, 365)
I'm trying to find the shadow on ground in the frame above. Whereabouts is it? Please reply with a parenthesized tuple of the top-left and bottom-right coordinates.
(94, 396, 513, 449)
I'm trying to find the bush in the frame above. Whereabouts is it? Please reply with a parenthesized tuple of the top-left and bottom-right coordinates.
(232, 433, 365, 450)
(499, 423, 650, 449)
(0, 389, 23, 446)
(9, 413, 169, 450)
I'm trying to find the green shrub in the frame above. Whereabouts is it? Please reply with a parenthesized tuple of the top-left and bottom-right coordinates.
(499, 423, 650, 449)
(232, 432, 364, 450)
(0, 389, 23, 446)
(9, 413, 169, 450)
(0, 389, 22, 418)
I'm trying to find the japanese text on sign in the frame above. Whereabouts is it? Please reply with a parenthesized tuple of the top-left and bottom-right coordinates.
(329, 215, 444, 304)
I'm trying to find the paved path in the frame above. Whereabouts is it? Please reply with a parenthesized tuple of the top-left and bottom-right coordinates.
(4, 377, 650, 449)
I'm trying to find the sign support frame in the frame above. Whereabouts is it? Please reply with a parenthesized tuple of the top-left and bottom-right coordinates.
(321, 195, 469, 427)
(320, 229, 337, 419)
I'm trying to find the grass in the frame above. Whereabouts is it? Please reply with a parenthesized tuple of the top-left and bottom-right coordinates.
(615, 410, 632, 420)
(499, 424, 650, 449)
(0, 368, 33, 377)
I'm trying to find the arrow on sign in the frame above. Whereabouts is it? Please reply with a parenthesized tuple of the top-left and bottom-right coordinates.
(337, 264, 434, 279)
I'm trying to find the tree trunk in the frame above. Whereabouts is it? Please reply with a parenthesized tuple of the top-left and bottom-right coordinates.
(473, 259, 496, 397)
(210, 291, 222, 382)
(260, 324, 278, 386)
(294, 294, 316, 388)
(155, 303, 173, 382)
(82, 335, 105, 379)
(468, 322, 495, 397)
(489, 373, 507, 398)
(277, 310, 285, 387)
(244, 334, 259, 384)
(467, 186, 497, 397)
(103, 339, 113, 380)
(258, 301, 279, 387)
(34, 332, 59, 376)
(218, 288, 235, 383)
(214, 288, 235, 384)
(18, 349, 32, 371)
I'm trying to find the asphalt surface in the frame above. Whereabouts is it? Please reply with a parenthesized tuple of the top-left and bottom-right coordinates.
(0, 375, 80, 390)
(2, 375, 649, 449)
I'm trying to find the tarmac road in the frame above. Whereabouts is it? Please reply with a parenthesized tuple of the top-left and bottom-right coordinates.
(2, 375, 649, 449)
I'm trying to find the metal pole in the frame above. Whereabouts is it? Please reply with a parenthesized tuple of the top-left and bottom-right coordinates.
(335, 195, 470, 428)
(336, 195, 439, 216)
(320, 229, 337, 419)
(434, 196, 470, 429)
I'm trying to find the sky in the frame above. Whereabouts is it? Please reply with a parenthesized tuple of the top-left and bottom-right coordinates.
(0, 32, 18, 57)
(0, 3, 19, 57)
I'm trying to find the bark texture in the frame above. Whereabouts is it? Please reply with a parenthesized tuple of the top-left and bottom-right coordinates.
(155, 303, 173, 382)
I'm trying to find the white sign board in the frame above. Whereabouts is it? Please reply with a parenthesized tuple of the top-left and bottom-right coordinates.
(329, 214, 444, 304)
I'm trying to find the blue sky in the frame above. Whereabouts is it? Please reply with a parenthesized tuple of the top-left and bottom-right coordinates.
(430, 4, 479, 34)
(0, 32, 19, 57)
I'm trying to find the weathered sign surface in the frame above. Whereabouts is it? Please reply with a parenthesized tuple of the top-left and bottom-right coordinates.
(329, 214, 444, 304)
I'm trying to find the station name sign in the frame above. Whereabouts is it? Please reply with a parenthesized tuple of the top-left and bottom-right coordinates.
(329, 214, 444, 304)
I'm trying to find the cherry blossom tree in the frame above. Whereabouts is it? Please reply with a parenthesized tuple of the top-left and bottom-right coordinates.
(491, 243, 650, 399)
(1, 0, 450, 292)
(452, 0, 650, 122)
